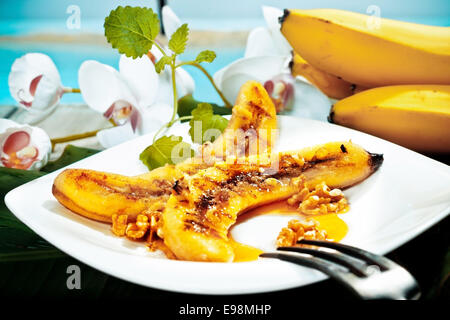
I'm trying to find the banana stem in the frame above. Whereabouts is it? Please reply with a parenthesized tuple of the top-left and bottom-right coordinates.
(177, 61, 233, 108)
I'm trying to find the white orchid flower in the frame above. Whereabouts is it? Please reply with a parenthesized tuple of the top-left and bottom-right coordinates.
(0, 119, 51, 170)
(8, 53, 75, 123)
(214, 6, 331, 121)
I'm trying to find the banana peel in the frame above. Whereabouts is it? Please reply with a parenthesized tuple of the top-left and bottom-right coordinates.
(291, 52, 369, 99)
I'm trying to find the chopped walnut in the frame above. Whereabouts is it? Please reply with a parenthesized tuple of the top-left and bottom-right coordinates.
(111, 214, 128, 236)
(288, 181, 349, 215)
(125, 214, 150, 240)
(109, 209, 176, 257)
(276, 219, 327, 247)
(145, 210, 163, 243)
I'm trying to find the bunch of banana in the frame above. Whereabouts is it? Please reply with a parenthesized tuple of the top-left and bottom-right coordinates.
(282, 9, 450, 87)
(329, 85, 450, 153)
(290, 53, 367, 99)
(282, 8, 450, 153)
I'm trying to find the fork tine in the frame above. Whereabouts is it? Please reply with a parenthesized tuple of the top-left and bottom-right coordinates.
(260, 252, 350, 279)
(277, 246, 368, 277)
(297, 240, 390, 270)
(260, 252, 361, 297)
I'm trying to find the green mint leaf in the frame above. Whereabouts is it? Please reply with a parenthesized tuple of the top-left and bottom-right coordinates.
(195, 50, 216, 63)
(168, 23, 189, 54)
(189, 103, 229, 144)
(139, 135, 194, 170)
(104, 6, 160, 58)
(177, 94, 231, 120)
(154, 56, 172, 73)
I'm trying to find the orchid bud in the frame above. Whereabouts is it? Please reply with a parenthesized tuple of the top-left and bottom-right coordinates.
(264, 74, 295, 113)
(0, 119, 51, 170)
(8, 53, 64, 120)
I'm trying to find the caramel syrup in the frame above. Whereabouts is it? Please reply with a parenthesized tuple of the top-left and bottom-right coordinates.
(229, 200, 348, 262)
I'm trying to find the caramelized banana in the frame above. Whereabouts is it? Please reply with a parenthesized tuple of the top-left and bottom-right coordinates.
(52, 81, 277, 222)
(162, 141, 383, 262)
(207, 80, 277, 159)
(53, 165, 177, 222)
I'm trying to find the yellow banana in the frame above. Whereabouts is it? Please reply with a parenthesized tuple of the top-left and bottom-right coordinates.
(291, 53, 368, 99)
(281, 9, 450, 87)
(329, 85, 450, 153)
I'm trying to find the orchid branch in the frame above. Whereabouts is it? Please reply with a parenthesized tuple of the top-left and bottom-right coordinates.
(50, 120, 118, 150)
(50, 129, 101, 150)
(62, 87, 81, 93)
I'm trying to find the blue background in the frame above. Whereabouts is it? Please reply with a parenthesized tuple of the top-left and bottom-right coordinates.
(0, 0, 449, 107)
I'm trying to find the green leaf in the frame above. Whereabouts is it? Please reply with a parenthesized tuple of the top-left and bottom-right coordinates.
(0, 145, 101, 262)
(0, 143, 151, 298)
(154, 56, 172, 73)
(168, 23, 189, 55)
(139, 135, 195, 170)
(195, 50, 216, 63)
(0, 226, 66, 262)
(41, 145, 100, 173)
(189, 103, 229, 144)
(0, 167, 45, 196)
(177, 94, 231, 120)
(104, 6, 160, 58)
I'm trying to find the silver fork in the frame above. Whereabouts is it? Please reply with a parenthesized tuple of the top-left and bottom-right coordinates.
(260, 239, 421, 300)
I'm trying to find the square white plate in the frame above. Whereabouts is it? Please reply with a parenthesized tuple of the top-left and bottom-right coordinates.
(5, 116, 450, 294)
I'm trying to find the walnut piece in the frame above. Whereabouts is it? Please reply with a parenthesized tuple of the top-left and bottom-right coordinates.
(125, 214, 150, 240)
(276, 219, 327, 247)
(110, 210, 176, 257)
(288, 181, 349, 215)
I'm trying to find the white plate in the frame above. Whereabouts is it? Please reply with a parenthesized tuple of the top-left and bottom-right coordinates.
(5, 116, 450, 294)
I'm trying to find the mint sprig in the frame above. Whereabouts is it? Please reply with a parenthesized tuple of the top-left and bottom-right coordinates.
(104, 6, 160, 59)
(139, 136, 194, 170)
(154, 56, 172, 73)
(104, 6, 230, 170)
(195, 50, 216, 64)
(189, 103, 228, 144)
(168, 23, 189, 54)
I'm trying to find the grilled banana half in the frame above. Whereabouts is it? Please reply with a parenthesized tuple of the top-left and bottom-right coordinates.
(51, 79, 384, 263)
(52, 80, 277, 222)
(162, 141, 383, 262)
